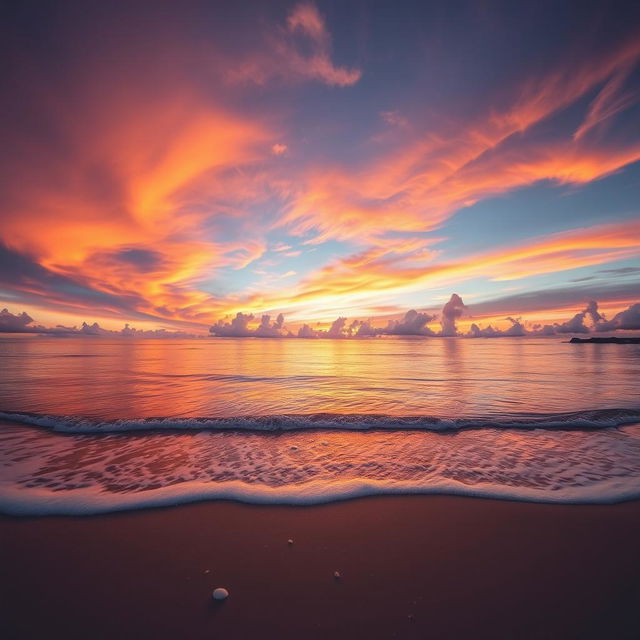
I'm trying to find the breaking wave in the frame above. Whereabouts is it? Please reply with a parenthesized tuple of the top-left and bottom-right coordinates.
(1, 407, 639, 434)
(1, 417, 640, 515)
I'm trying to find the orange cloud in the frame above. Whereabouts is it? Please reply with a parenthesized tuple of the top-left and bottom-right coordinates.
(272, 143, 288, 155)
(1, 80, 275, 324)
(280, 35, 640, 245)
(236, 221, 640, 322)
(2, 2, 639, 332)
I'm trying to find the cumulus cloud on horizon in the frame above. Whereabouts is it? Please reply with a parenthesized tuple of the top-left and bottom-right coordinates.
(440, 294, 466, 337)
(0, 309, 36, 333)
(210, 313, 287, 338)
(3, 296, 640, 339)
(210, 296, 640, 339)
(210, 296, 463, 338)
(0, 309, 200, 338)
(467, 317, 527, 338)
(595, 302, 640, 332)
(465, 300, 640, 338)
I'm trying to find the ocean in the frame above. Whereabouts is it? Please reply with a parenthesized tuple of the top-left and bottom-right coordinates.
(1, 335, 639, 514)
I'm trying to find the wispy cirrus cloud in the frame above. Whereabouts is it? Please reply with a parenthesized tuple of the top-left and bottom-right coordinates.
(226, 2, 361, 87)
(573, 62, 640, 140)
(279, 35, 640, 245)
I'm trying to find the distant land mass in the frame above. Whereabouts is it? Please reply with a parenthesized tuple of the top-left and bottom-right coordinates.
(570, 337, 640, 344)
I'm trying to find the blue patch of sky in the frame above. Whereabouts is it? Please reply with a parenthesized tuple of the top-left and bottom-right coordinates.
(387, 254, 640, 319)
(437, 160, 640, 259)
(199, 233, 351, 299)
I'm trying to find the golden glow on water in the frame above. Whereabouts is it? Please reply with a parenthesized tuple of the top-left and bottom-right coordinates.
(1, 337, 638, 419)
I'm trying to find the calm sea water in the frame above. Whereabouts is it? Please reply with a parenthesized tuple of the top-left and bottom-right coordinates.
(1, 336, 640, 514)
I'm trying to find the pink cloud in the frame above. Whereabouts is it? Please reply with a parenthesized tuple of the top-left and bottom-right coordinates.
(279, 36, 640, 245)
(574, 63, 640, 140)
(272, 143, 288, 155)
(227, 2, 361, 87)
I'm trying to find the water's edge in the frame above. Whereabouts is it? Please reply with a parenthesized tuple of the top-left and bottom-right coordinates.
(3, 474, 640, 517)
(2, 417, 640, 516)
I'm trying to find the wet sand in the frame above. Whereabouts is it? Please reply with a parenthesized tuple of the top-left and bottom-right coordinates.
(2, 496, 640, 639)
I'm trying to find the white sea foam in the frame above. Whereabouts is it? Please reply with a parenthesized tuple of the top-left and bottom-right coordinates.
(1, 418, 640, 515)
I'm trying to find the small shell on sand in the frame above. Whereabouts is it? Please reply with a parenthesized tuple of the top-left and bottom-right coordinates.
(333, 571, 341, 579)
(212, 588, 229, 601)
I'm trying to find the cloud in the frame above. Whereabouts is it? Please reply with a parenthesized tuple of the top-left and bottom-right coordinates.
(465, 298, 640, 337)
(380, 111, 409, 128)
(326, 317, 348, 338)
(271, 143, 288, 155)
(573, 63, 640, 140)
(78, 322, 108, 336)
(0, 309, 36, 332)
(210, 312, 288, 338)
(205, 292, 640, 340)
(227, 241, 268, 270)
(263, 221, 640, 318)
(210, 295, 452, 338)
(555, 300, 602, 334)
(554, 314, 588, 334)
(1, 3, 285, 328)
(228, 2, 361, 87)
(255, 313, 286, 337)
(440, 294, 466, 337)
(598, 266, 640, 276)
(0, 243, 160, 323)
(212, 311, 372, 339)
(111, 248, 165, 271)
(383, 309, 436, 336)
(466, 281, 640, 319)
(210, 312, 255, 337)
(596, 302, 640, 331)
(583, 299, 603, 325)
(296, 316, 350, 338)
(297, 324, 317, 338)
(280, 37, 640, 246)
(462, 297, 640, 338)
(1, 93, 271, 320)
(467, 317, 527, 338)
(1, 2, 638, 332)
(530, 324, 558, 336)
(0, 308, 199, 337)
(354, 320, 378, 337)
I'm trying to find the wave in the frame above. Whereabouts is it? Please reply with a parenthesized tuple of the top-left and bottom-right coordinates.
(1, 407, 639, 434)
(2, 413, 640, 515)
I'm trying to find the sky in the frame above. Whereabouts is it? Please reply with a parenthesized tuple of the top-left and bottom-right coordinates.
(1, 0, 640, 335)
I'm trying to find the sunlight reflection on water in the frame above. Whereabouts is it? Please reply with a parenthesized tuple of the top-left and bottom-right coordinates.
(0, 336, 638, 419)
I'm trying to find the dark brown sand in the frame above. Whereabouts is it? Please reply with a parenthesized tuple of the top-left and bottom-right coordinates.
(2, 496, 640, 640)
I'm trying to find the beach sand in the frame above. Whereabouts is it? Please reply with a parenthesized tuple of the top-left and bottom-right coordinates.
(2, 496, 640, 639)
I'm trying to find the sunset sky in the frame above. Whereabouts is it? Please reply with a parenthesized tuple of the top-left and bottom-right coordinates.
(2, 0, 640, 333)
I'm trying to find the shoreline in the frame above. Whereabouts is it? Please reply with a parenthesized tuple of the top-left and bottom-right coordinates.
(5, 485, 640, 518)
(2, 495, 640, 639)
